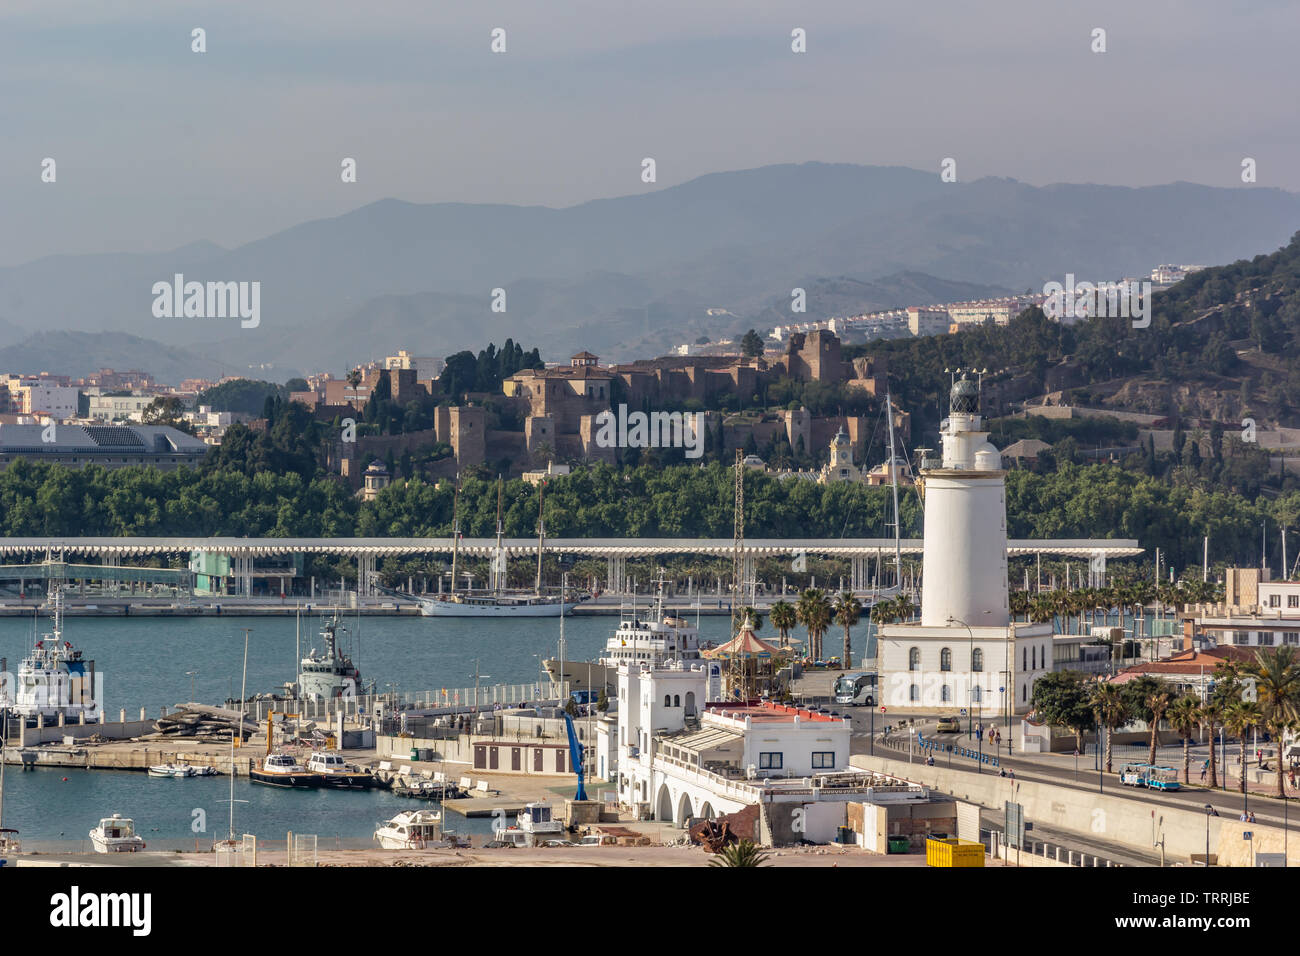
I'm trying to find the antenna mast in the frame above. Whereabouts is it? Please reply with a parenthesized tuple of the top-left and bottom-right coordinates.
(731, 449, 747, 700)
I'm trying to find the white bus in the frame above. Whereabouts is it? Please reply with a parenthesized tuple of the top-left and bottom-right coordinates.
(833, 672, 876, 706)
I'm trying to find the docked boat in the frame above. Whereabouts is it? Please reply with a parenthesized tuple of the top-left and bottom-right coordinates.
(544, 577, 705, 692)
(147, 763, 196, 778)
(7, 587, 98, 724)
(249, 752, 322, 789)
(419, 592, 583, 617)
(306, 751, 376, 789)
(419, 476, 586, 618)
(492, 802, 565, 847)
(297, 614, 361, 700)
(374, 809, 443, 849)
(89, 814, 146, 853)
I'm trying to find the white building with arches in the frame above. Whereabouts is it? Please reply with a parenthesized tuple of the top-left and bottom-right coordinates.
(612, 660, 865, 833)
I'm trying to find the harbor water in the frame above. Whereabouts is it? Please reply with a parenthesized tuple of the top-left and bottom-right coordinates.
(1, 610, 877, 845)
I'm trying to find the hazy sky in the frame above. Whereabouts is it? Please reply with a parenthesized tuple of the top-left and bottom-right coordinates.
(1, 0, 1296, 267)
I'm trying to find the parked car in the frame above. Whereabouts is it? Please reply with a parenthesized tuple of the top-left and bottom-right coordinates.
(544, 839, 577, 847)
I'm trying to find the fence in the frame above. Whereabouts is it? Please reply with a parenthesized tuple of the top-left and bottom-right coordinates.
(288, 833, 317, 868)
(914, 733, 1000, 769)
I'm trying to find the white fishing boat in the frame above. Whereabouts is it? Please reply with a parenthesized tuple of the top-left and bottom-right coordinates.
(89, 814, 146, 853)
(374, 809, 443, 849)
(492, 802, 565, 847)
(147, 763, 196, 778)
(9, 587, 98, 724)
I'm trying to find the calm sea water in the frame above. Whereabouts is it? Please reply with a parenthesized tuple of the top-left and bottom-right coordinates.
(0, 611, 876, 845)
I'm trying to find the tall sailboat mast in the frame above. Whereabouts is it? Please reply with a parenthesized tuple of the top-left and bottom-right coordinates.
(885, 390, 903, 590)
(535, 481, 545, 595)
(450, 476, 461, 595)
(494, 476, 505, 596)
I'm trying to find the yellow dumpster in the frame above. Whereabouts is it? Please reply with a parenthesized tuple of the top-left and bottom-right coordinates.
(925, 837, 985, 868)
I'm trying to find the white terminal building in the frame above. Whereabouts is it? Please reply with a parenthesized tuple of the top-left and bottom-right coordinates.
(598, 660, 925, 841)
(877, 373, 1056, 718)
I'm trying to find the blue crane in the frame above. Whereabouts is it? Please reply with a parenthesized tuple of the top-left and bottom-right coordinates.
(562, 709, 588, 802)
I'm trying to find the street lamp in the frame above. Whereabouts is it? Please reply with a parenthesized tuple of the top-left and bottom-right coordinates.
(947, 616, 976, 738)
(1204, 804, 1217, 867)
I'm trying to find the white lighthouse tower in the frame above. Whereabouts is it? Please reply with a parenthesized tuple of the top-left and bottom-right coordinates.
(877, 371, 1054, 718)
(919, 372, 1009, 628)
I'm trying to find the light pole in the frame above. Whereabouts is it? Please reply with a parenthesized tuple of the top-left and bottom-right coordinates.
(1204, 804, 1216, 867)
(947, 616, 976, 737)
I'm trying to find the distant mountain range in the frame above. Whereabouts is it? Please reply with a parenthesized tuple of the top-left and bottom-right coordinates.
(1, 162, 1297, 379)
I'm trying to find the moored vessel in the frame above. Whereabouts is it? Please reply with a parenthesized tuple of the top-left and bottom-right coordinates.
(89, 813, 146, 853)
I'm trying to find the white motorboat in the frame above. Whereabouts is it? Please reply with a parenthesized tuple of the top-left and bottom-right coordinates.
(306, 750, 376, 789)
(492, 802, 565, 847)
(89, 814, 146, 853)
(147, 763, 196, 778)
(374, 809, 443, 849)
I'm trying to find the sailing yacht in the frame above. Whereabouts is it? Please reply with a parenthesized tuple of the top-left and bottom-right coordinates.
(419, 476, 584, 617)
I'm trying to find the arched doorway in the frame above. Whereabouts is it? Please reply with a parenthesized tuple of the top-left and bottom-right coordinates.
(656, 784, 674, 822)
(684, 691, 697, 716)
(676, 791, 693, 827)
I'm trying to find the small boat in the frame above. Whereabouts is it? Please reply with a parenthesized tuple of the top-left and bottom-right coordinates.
(148, 763, 196, 778)
(249, 752, 322, 789)
(492, 802, 565, 847)
(306, 751, 376, 789)
(89, 814, 146, 853)
(374, 809, 443, 849)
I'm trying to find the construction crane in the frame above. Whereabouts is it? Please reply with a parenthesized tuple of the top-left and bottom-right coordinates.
(562, 710, 587, 802)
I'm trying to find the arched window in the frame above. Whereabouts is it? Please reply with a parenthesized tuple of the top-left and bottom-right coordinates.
(909, 683, 919, 701)
(940, 647, 952, 672)
(941, 685, 951, 702)
(972, 648, 984, 672)
(673, 695, 680, 707)
(1023, 648, 1028, 671)
(972, 685, 982, 702)
(664, 695, 671, 707)
(909, 647, 920, 671)
(1031, 646, 1036, 670)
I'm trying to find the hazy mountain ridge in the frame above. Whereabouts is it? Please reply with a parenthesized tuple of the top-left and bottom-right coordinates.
(1, 163, 1297, 374)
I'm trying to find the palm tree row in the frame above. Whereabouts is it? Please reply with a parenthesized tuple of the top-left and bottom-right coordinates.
(1086, 646, 1300, 797)
(1009, 579, 1223, 633)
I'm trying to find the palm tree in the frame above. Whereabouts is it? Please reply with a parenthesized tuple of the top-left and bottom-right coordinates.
(708, 840, 770, 867)
(1166, 695, 1201, 785)
(833, 592, 862, 669)
(1223, 700, 1263, 794)
(1242, 646, 1300, 797)
(1200, 698, 1224, 789)
(1145, 690, 1172, 766)
(769, 601, 796, 649)
(1091, 682, 1129, 773)
(796, 588, 831, 661)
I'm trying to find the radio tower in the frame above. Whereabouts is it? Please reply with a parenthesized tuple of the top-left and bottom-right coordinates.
(730, 448, 746, 699)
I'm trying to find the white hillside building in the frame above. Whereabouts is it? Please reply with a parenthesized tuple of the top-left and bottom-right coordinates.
(878, 372, 1054, 717)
